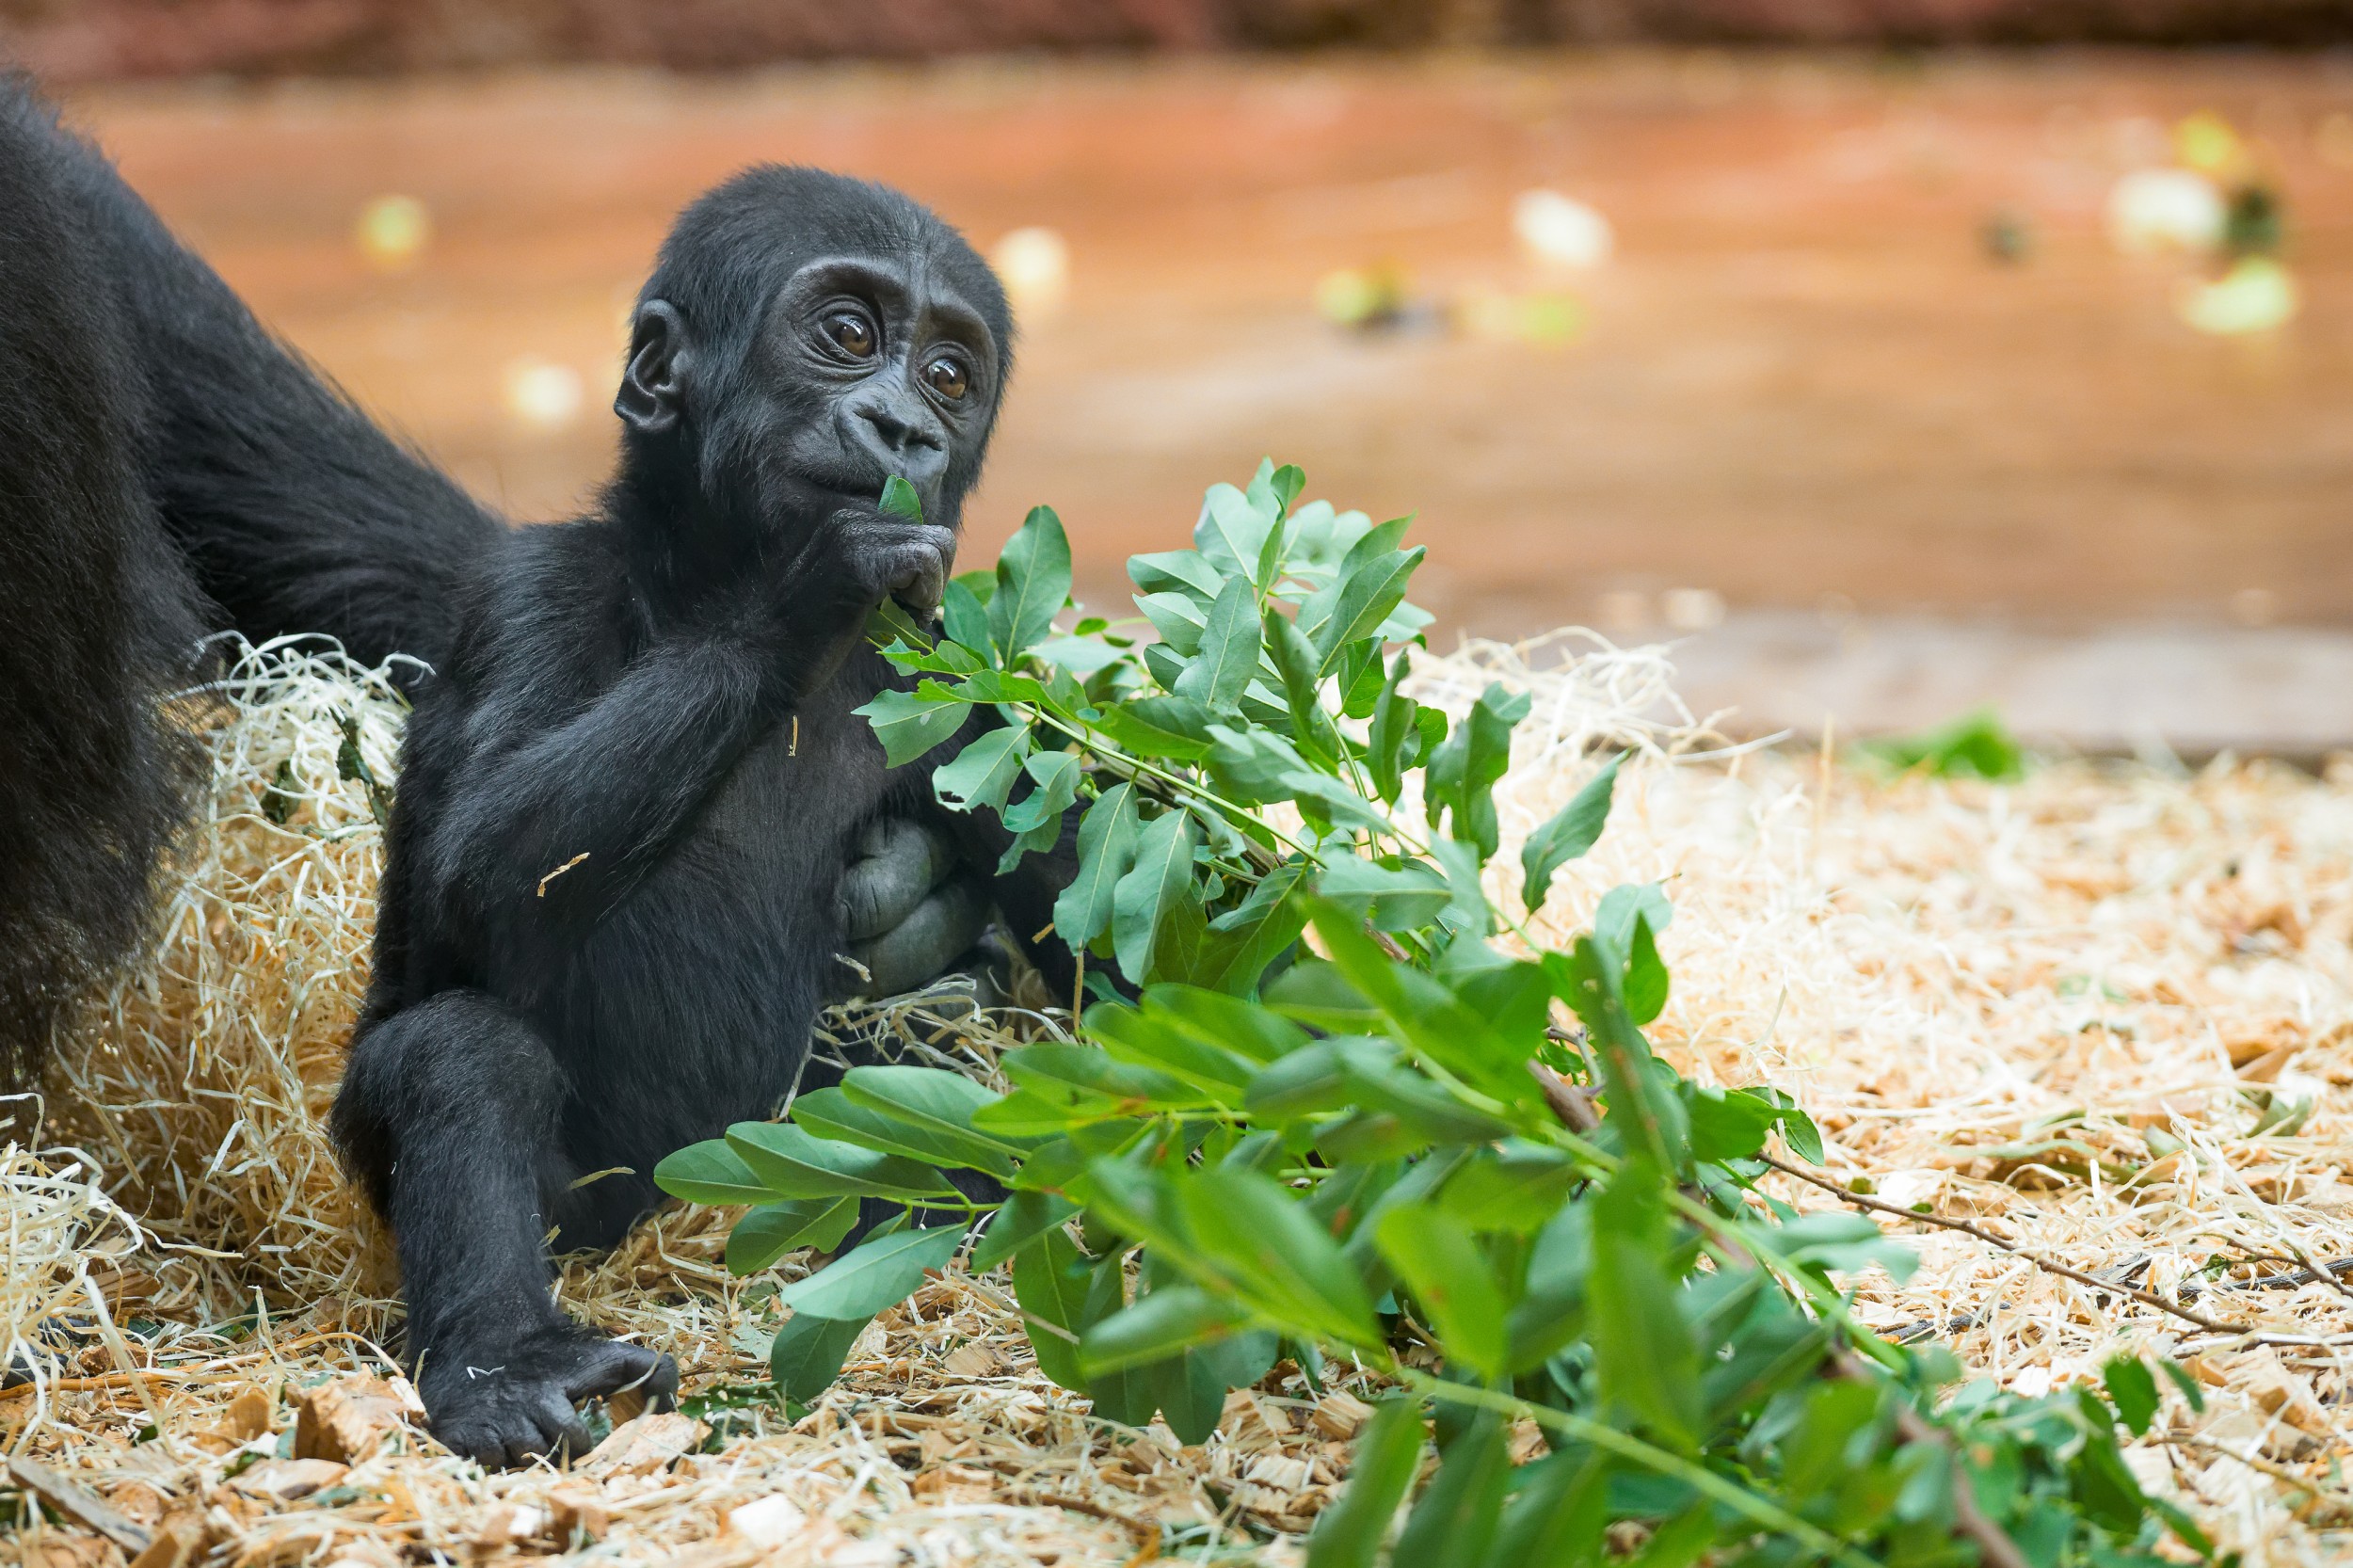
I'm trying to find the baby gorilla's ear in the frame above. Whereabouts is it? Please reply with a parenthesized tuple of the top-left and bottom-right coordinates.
(616, 300, 691, 436)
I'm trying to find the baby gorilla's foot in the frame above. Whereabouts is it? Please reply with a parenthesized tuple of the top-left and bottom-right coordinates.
(422, 1327, 677, 1469)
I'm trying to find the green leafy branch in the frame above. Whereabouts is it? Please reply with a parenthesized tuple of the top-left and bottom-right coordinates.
(654, 463, 2205, 1568)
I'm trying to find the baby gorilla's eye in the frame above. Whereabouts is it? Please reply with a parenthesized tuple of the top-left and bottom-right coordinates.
(823, 311, 876, 358)
(922, 355, 969, 402)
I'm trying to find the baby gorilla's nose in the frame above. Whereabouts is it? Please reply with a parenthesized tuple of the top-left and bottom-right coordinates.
(847, 393, 947, 486)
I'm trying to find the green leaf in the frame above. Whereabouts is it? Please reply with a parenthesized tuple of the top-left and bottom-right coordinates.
(1080, 1285, 1251, 1377)
(1090, 696, 1215, 762)
(1589, 1165, 1701, 1448)
(1034, 636, 1124, 680)
(1128, 548, 1225, 599)
(1013, 1226, 1094, 1392)
(1548, 937, 1687, 1172)
(1314, 546, 1425, 673)
(1424, 681, 1529, 861)
(1857, 704, 2024, 781)
(1684, 1085, 1783, 1164)
(1174, 574, 1259, 707)
(1195, 481, 1277, 583)
(855, 686, 969, 768)
(2103, 1357, 2161, 1436)
(1366, 648, 1422, 806)
(1052, 783, 1142, 952)
(652, 1140, 776, 1207)
(1435, 1144, 1577, 1234)
(776, 1224, 965, 1320)
(1003, 1043, 1214, 1112)
(783, 1087, 960, 1172)
(877, 474, 924, 520)
(1084, 1005, 1254, 1101)
(1391, 1414, 1508, 1568)
(1000, 749, 1080, 836)
(1303, 902, 1533, 1106)
(1520, 753, 1623, 912)
(940, 578, 992, 656)
(1318, 854, 1452, 933)
(931, 726, 1031, 815)
(1205, 723, 1313, 805)
(840, 1065, 1030, 1169)
(989, 504, 1072, 664)
(1625, 912, 1669, 1026)
(1264, 605, 1338, 759)
(726, 1197, 860, 1275)
(1270, 463, 1305, 515)
(1594, 882, 1673, 957)
(1305, 1398, 1426, 1568)
(1177, 1166, 1379, 1347)
(1375, 1206, 1510, 1382)
(725, 1122, 957, 1202)
(1112, 808, 1199, 984)
(768, 1310, 872, 1402)
(1146, 983, 1312, 1064)
(1492, 1449, 1611, 1568)
(972, 1190, 1079, 1272)
(865, 595, 932, 652)
(1136, 590, 1210, 655)
(1299, 516, 1409, 647)
(973, 1085, 1127, 1134)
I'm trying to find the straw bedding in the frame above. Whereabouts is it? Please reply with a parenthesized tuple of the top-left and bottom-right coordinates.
(7, 632, 2353, 1565)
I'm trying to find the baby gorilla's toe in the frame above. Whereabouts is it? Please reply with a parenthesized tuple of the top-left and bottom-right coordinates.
(431, 1380, 590, 1469)
(556, 1336, 679, 1409)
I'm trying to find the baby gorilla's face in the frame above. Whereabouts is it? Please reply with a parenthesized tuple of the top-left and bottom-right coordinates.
(748, 252, 1001, 534)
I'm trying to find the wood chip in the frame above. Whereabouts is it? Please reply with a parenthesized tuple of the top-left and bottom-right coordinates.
(214, 1385, 274, 1444)
(295, 1375, 412, 1464)
(470, 1500, 549, 1548)
(1308, 1391, 1375, 1440)
(578, 1412, 706, 1478)
(911, 1464, 996, 1503)
(226, 1458, 348, 1502)
(123, 1512, 208, 1568)
(543, 1480, 609, 1543)
(8, 1457, 153, 1553)
(943, 1342, 1002, 1379)
(26, 1533, 125, 1568)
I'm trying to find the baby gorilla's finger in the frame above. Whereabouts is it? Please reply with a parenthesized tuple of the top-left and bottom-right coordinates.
(840, 815, 957, 941)
(559, 1340, 679, 1408)
(846, 876, 988, 998)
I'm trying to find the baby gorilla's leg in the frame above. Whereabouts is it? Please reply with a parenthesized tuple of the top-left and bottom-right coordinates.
(335, 990, 676, 1467)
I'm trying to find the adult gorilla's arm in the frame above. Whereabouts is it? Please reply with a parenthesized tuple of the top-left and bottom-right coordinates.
(1, 81, 502, 670)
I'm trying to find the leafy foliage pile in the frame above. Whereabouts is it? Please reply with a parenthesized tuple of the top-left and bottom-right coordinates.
(657, 466, 2212, 1567)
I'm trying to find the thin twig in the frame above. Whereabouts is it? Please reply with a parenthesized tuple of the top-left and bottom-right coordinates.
(1757, 1153, 2254, 1336)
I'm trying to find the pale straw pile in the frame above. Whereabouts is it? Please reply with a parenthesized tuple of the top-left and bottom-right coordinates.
(3, 631, 2350, 1565)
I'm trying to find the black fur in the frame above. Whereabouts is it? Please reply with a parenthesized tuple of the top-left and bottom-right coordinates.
(0, 75, 504, 1101)
(0, 89, 204, 1099)
(330, 168, 1078, 1467)
(0, 77, 504, 674)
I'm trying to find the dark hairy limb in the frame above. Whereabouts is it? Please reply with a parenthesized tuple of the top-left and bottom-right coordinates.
(333, 990, 676, 1465)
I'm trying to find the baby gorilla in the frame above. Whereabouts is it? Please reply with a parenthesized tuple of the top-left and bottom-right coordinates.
(331, 168, 1071, 1466)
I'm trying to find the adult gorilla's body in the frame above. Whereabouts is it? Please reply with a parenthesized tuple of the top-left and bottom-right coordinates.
(336, 169, 1076, 1464)
(0, 83, 1054, 1459)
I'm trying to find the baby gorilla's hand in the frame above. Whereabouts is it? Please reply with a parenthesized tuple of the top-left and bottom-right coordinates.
(832, 504, 955, 616)
(421, 1326, 677, 1470)
(831, 815, 990, 1001)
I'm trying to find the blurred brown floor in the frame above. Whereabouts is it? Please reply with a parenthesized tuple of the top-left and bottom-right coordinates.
(58, 52, 2353, 744)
